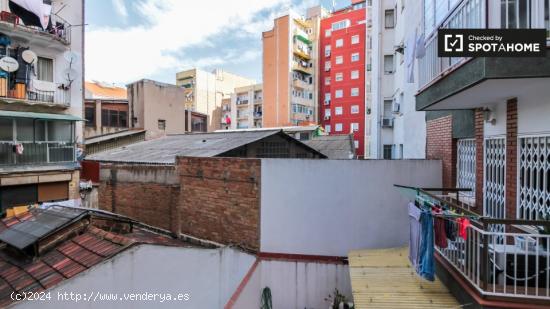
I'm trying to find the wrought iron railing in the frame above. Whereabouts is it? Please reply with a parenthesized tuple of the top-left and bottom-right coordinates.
(0, 80, 70, 106)
(0, 142, 75, 165)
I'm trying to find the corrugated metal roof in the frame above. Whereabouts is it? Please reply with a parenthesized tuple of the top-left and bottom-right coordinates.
(304, 135, 355, 160)
(86, 130, 283, 164)
(348, 247, 459, 308)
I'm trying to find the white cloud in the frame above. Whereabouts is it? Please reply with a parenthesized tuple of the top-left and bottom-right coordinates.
(111, 0, 128, 19)
(86, 0, 292, 84)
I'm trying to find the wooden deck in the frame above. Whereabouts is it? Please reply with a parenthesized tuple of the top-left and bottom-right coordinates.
(348, 247, 460, 308)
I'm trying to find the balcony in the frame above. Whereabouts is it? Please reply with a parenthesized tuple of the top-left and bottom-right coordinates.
(0, 1, 71, 46)
(0, 81, 70, 107)
(293, 48, 311, 60)
(292, 63, 313, 75)
(292, 78, 310, 89)
(416, 0, 550, 111)
(0, 142, 75, 166)
(406, 187, 550, 304)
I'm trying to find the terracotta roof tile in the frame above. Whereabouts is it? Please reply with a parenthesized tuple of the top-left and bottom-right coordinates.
(85, 82, 127, 100)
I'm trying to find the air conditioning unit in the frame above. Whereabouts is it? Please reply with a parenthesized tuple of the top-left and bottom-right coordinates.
(382, 117, 394, 128)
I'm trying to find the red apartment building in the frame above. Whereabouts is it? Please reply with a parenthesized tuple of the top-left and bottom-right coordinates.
(319, 0, 366, 158)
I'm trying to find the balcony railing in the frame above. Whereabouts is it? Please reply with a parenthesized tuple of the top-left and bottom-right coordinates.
(418, 0, 485, 89)
(406, 187, 550, 302)
(0, 0, 71, 45)
(0, 142, 75, 166)
(0, 80, 70, 106)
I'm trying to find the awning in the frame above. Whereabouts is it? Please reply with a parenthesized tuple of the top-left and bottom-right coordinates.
(294, 34, 311, 45)
(0, 110, 84, 121)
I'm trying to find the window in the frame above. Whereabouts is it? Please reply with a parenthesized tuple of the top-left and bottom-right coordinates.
(325, 77, 331, 85)
(354, 140, 359, 149)
(37, 57, 53, 82)
(335, 39, 343, 47)
(325, 29, 332, 37)
(324, 93, 331, 103)
(324, 45, 331, 57)
(325, 125, 331, 133)
(351, 123, 359, 132)
(384, 55, 394, 74)
(335, 72, 343, 82)
(351, 35, 360, 44)
(351, 105, 359, 114)
(518, 136, 550, 219)
(351, 70, 359, 79)
(0, 118, 12, 141)
(501, 0, 530, 29)
(335, 106, 343, 115)
(385, 9, 395, 28)
(457, 138, 476, 199)
(101, 109, 127, 128)
(325, 109, 331, 117)
(332, 19, 350, 31)
(383, 145, 393, 159)
(351, 88, 359, 97)
(47, 121, 72, 142)
(335, 123, 343, 132)
(335, 89, 343, 98)
(383, 100, 393, 117)
(325, 61, 331, 71)
(85, 106, 95, 127)
(351, 53, 360, 62)
(335, 56, 343, 64)
(158, 119, 166, 130)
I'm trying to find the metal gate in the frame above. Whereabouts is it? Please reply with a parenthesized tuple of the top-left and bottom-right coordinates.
(484, 138, 506, 239)
(457, 138, 476, 198)
(519, 135, 550, 220)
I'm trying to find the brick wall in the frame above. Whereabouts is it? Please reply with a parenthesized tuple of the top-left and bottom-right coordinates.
(98, 164, 180, 233)
(474, 109, 484, 214)
(426, 115, 456, 188)
(177, 157, 261, 251)
(505, 99, 518, 220)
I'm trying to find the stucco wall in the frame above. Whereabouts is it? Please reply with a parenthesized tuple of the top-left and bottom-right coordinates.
(260, 159, 442, 256)
(15, 246, 255, 309)
(232, 260, 351, 309)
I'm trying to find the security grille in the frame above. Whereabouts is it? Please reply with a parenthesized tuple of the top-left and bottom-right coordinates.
(519, 136, 550, 220)
(457, 139, 476, 198)
(484, 138, 506, 238)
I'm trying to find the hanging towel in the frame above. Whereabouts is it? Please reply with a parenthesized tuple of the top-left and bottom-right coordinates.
(434, 215, 448, 249)
(457, 218, 471, 240)
(415, 33, 426, 59)
(408, 203, 422, 268)
(9, 0, 51, 30)
(405, 31, 417, 83)
(418, 210, 435, 281)
(444, 216, 457, 241)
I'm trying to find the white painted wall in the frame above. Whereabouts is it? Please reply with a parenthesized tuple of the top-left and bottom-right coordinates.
(260, 159, 442, 256)
(232, 260, 352, 309)
(15, 246, 255, 309)
(517, 86, 550, 136)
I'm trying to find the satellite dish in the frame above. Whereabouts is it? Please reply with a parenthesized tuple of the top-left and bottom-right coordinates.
(63, 68, 78, 82)
(0, 57, 19, 72)
(22, 50, 38, 64)
(63, 51, 79, 65)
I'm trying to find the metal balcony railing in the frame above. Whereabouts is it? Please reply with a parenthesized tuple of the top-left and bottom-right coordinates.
(0, 142, 75, 166)
(418, 0, 485, 89)
(403, 187, 550, 301)
(0, 0, 71, 44)
(0, 80, 70, 106)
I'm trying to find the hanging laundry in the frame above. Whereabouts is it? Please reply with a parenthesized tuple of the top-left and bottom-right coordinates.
(418, 210, 435, 281)
(408, 203, 422, 269)
(457, 218, 471, 240)
(405, 31, 416, 83)
(9, 0, 51, 30)
(434, 215, 448, 249)
(415, 33, 426, 59)
(444, 216, 457, 241)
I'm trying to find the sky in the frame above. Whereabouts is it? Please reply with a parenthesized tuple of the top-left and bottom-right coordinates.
(85, 0, 347, 86)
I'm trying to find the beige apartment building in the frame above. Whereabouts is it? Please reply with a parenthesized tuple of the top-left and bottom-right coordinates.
(231, 84, 263, 129)
(126, 79, 207, 140)
(175, 68, 255, 131)
(262, 6, 327, 128)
